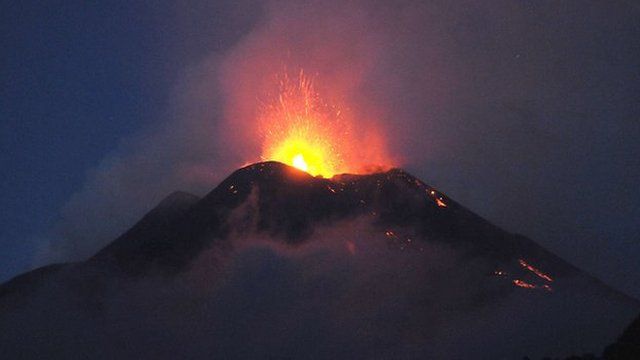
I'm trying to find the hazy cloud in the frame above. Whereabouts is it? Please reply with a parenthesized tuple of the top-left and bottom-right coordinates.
(3, 216, 634, 358)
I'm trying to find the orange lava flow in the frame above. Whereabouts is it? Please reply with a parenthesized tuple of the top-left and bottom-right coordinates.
(513, 279, 537, 289)
(512, 279, 553, 292)
(258, 70, 391, 177)
(518, 259, 554, 282)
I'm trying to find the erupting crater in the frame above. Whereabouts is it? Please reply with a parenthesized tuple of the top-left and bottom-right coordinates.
(258, 70, 391, 177)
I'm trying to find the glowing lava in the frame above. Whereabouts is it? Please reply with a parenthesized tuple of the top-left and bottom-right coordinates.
(258, 70, 391, 177)
(519, 259, 554, 282)
(258, 71, 345, 177)
(292, 154, 309, 172)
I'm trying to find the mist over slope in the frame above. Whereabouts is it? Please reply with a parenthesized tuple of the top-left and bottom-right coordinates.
(1, 162, 637, 359)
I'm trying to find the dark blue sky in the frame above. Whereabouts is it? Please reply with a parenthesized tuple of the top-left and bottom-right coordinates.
(0, 1, 257, 280)
(1, 3, 163, 278)
(1, 1, 639, 297)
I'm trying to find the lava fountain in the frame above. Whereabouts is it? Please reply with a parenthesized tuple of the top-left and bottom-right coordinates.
(259, 70, 392, 177)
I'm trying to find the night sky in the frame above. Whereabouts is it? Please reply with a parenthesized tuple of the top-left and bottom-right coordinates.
(1, 0, 639, 300)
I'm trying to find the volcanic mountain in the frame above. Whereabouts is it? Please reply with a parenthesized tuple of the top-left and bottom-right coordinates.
(1, 162, 638, 359)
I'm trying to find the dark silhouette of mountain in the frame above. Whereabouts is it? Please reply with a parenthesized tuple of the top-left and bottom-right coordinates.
(84, 162, 606, 281)
(1, 161, 638, 359)
(602, 314, 640, 359)
(557, 312, 640, 359)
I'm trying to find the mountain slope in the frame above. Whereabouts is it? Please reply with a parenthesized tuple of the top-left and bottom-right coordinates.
(0, 161, 637, 359)
(603, 314, 640, 359)
(91, 162, 579, 279)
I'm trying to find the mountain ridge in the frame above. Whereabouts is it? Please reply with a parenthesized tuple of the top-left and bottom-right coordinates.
(1, 161, 638, 359)
(1, 161, 637, 304)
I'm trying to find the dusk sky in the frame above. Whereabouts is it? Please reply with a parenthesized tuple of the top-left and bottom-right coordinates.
(1, 0, 639, 301)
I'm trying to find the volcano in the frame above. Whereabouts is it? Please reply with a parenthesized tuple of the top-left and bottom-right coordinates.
(1, 162, 638, 359)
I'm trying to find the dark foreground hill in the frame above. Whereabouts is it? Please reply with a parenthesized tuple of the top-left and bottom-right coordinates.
(1, 162, 638, 359)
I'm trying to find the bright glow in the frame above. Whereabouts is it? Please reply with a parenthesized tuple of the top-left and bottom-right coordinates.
(259, 70, 392, 177)
(292, 154, 309, 172)
(259, 71, 343, 177)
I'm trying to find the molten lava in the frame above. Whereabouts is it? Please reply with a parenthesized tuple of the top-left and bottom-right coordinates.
(519, 259, 554, 282)
(513, 279, 537, 289)
(258, 70, 391, 177)
(292, 154, 309, 172)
